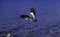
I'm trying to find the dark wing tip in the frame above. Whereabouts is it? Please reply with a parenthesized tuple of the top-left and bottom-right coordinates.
(20, 15, 30, 18)
(30, 7, 36, 15)
(30, 7, 35, 12)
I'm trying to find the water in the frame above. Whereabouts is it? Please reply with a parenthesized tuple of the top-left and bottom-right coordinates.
(0, 0, 60, 37)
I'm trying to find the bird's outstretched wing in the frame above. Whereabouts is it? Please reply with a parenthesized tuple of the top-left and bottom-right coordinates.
(30, 7, 36, 16)
(20, 15, 30, 18)
(20, 15, 31, 20)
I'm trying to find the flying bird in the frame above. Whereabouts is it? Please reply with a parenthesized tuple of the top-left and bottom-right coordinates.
(6, 33, 13, 37)
(20, 7, 37, 22)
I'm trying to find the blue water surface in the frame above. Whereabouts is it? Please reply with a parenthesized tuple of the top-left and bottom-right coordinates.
(0, 0, 60, 37)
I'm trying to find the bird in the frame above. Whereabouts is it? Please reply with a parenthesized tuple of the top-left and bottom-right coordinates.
(6, 32, 13, 37)
(20, 7, 37, 22)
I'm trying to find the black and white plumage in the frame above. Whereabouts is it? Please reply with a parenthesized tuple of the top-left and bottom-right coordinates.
(20, 7, 37, 22)
(30, 7, 36, 16)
